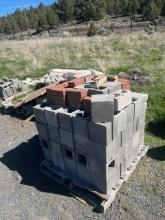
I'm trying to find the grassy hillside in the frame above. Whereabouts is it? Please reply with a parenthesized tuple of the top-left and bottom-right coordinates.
(0, 32, 165, 147)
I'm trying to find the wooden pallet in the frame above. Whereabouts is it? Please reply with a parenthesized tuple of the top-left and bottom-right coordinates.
(40, 145, 149, 213)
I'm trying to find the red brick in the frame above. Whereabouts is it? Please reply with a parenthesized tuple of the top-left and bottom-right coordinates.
(68, 77, 86, 88)
(82, 96, 91, 113)
(117, 78, 131, 90)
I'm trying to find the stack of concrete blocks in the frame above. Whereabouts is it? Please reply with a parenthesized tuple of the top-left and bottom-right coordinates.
(0, 78, 28, 100)
(34, 80, 148, 195)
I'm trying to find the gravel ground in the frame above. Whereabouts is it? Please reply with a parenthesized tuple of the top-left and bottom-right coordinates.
(0, 113, 164, 220)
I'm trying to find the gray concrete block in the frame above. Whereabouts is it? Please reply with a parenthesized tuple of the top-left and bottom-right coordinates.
(133, 131, 140, 157)
(112, 110, 127, 140)
(39, 137, 52, 163)
(91, 94, 114, 123)
(50, 141, 65, 170)
(59, 128, 74, 148)
(132, 92, 148, 102)
(47, 126, 60, 143)
(90, 157, 119, 194)
(124, 103, 134, 125)
(34, 104, 47, 124)
(116, 147, 125, 178)
(45, 107, 66, 127)
(74, 134, 116, 164)
(114, 91, 132, 112)
(88, 121, 112, 145)
(72, 113, 90, 138)
(105, 82, 121, 94)
(62, 145, 77, 177)
(36, 122, 49, 141)
(58, 110, 80, 131)
(75, 150, 92, 185)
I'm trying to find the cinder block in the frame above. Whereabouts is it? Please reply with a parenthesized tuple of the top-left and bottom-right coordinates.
(58, 110, 80, 131)
(114, 91, 132, 112)
(90, 158, 119, 194)
(91, 94, 114, 123)
(39, 137, 52, 163)
(132, 92, 148, 103)
(36, 122, 49, 141)
(59, 128, 74, 148)
(88, 121, 112, 145)
(75, 150, 92, 184)
(105, 82, 121, 94)
(47, 126, 61, 143)
(112, 110, 127, 140)
(73, 113, 90, 138)
(34, 104, 47, 124)
(74, 134, 116, 164)
(45, 107, 66, 127)
(62, 145, 77, 177)
(133, 131, 140, 157)
(116, 147, 125, 178)
(50, 141, 65, 170)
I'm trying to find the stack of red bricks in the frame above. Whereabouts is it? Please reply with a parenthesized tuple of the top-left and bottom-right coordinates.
(46, 75, 131, 113)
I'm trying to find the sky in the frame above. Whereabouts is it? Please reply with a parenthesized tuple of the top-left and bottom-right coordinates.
(0, 0, 56, 16)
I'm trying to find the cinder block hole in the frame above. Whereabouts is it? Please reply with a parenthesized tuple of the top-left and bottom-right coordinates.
(41, 139, 49, 149)
(98, 86, 107, 90)
(78, 153, 87, 166)
(108, 160, 115, 167)
(65, 149, 73, 159)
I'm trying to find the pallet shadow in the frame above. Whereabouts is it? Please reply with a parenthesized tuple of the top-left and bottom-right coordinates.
(147, 120, 165, 140)
(0, 135, 70, 196)
(0, 135, 102, 212)
(147, 145, 165, 161)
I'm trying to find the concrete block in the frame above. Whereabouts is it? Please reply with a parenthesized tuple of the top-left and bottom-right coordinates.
(47, 126, 61, 143)
(45, 107, 66, 127)
(91, 94, 114, 123)
(59, 128, 74, 149)
(132, 92, 148, 103)
(62, 145, 77, 177)
(133, 131, 140, 157)
(74, 134, 116, 164)
(114, 91, 132, 112)
(72, 112, 90, 138)
(58, 110, 80, 131)
(75, 150, 92, 184)
(34, 104, 47, 124)
(116, 147, 125, 178)
(50, 141, 65, 170)
(39, 137, 52, 163)
(112, 110, 127, 140)
(36, 122, 49, 141)
(88, 121, 112, 145)
(105, 82, 121, 94)
(90, 158, 119, 194)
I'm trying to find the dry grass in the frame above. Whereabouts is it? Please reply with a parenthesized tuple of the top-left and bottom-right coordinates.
(0, 32, 165, 79)
(0, 32, 165, 146)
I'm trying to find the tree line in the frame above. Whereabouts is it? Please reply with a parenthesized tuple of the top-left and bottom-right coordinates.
(0, 0, 164, 35)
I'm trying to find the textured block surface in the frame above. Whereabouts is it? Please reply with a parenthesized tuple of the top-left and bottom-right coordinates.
(91, 94, 114, 123)
(59, 129, 74, 148)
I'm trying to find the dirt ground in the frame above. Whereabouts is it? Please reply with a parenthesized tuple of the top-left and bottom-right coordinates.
(0, 112, 164, 220)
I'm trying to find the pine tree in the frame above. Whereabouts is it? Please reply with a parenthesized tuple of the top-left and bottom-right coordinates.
(145, 0, 160, 19)
(46, 7, 59, 28)
(58, 0, 75, 23)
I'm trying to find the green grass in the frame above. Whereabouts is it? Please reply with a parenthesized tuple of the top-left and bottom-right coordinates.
(0, 32, 165, 146)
